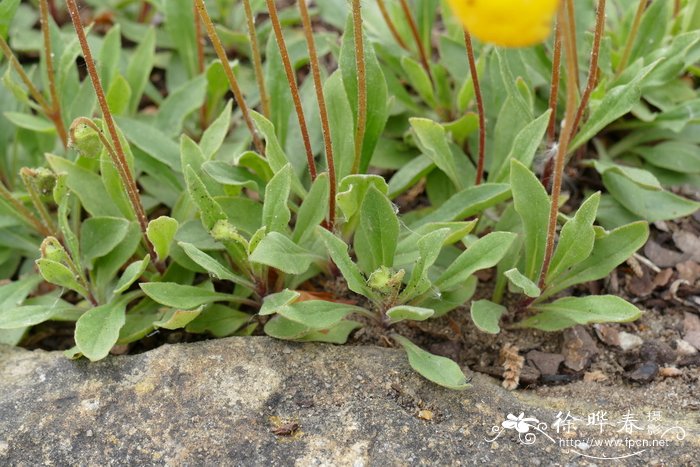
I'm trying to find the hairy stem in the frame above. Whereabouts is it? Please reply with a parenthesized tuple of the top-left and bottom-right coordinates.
(616, 0, 647, 76)
(65, 1, 161, 270)
(0, 35, 69, 147)
(193, 1, 208, 131)
(243, 0, 271, 118)
(299, 0, 336, 229)
(398, 0, 433, 84)
(565, 0, 580, 92)
(568, 0, 606, 142)
(463, 31, 485, 186)
(39, 0, 68, 148)
(20, 168, 58, 237)
(194, 0, 265, 155)
(537, 5, 579, 291)
(0, 181, 52, 238)
(350, 0, 367, 175)
(265, 0, 317, 180)
(546, 7, 563, 145)
(377, 0, 409, 50)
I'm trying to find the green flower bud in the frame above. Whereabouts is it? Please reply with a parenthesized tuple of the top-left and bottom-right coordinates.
(69, 123, 102, 158)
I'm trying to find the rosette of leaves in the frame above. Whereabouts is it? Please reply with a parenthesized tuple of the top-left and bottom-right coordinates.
(260, 179, 516, 390)
(469, 159, 649, 334)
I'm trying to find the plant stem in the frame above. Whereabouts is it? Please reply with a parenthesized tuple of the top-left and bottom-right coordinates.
(463, 30, 485, 186)
(565, 0, 580, 92)
(546, 7, 563, 145)
(0, 181, 52, 237)
(537, 4, 579, 291)
(616, 0, 647, 76)
(350, 0, 367, 175)
(19, 168, 58, 237)
(47, 0, 58, 21)
(243, 0, 271, 119)
(39, 0, 68, 148)
(193, 1, 208, 132)
(265, 0, 317, 181)
(398, 0, 433, 84)
(377, 0, 409, 50)
(194, 0, 265, 155)
(568, 0, 606, 142)
(65, 1, 161, 271)
(0, 35, 68, 147)
(298, 0, 336, 229)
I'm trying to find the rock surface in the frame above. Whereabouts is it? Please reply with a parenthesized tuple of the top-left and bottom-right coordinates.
(1, 337, 699, 466)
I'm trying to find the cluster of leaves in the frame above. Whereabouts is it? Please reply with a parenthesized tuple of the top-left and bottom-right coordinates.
(0, 0, 697, 389)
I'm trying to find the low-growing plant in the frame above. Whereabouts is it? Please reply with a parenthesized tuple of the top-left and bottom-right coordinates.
(0, 0, 698, 390)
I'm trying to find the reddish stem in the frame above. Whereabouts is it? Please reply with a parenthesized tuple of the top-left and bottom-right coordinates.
(464, 30, 485, 186)
(350, 0, 367, 175)
(299, 0, 336, 229)
(265, 0, 317, 180)
(377, 0, 409, 50)
(398, 0, 434, 84)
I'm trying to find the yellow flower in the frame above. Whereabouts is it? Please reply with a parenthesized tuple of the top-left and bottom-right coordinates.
(447, 0, 559, 48)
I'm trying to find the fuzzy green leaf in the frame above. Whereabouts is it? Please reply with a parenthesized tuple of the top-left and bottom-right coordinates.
(470, 300, 507, 334)
(392, 334, 471, 390)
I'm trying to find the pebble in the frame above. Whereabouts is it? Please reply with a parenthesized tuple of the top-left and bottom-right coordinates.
(593, 324, 620, 346)
(526, 350, 564, 376)
(639, 340, 676, 364)
(562, 326, 599, 372)
(618, 332, 643, 351)
(625, 362, 659, 384)
(675, 339, 698, 356)
(683, 331, 700, 351)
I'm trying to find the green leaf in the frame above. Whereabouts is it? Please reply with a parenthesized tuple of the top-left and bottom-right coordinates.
(165, 0, 198, 77)
(436, 232, 517, 290)
(386, 305, 434, 323)
(392, 334, 471, 390)
(602, 170, 700, 221)
(80, 217, 130, 264)
(147, 216, 179, 261)
(324, 71, 355, 180)
(200, 100, 232, 159)
(401, 56, 435, 106)
(0, 304, 76, 329)
(264, 315, 312, 340)
(354, 185, 400, 273)
(336, 174, 389, 222)
(116, 117, 180, 170)
(259, 289, 300, 316)
(265, 298, 361, 330)
(410, 118, 462, 190)
(179, 242, 252, 287)
(339, 14, 389, 172)
(518, 295, 642, 331)
(399, 228, 452, 301)
(140, 282, 237, 310)
(0, 274, 42, 308)
(262, 164, 292, 233)
(491, 110, 551, 182)
(126, 27, 156, 113)
(412, 183, 511, 227)
(293, 173, 329, 243)
(0, 0, 20, 39)
(186, 304, 250, 337)
(510, 159, 550, 280)
(297, 320, 363, 344)
(106, 74, 131, 116)
(545, 222, 649, 298)
(504, 268, 540, 298)
(75, 299, 127, 361)
(155, 76, 207, 137)
(185, 166, 227, 230)
(126, 27, 155, 113)
(632, 142, 700, 174)
(250, 232, 321, 274)
(113, 255, 150, 295)
(470, 300, 507, 334)
(318, 227, 373, 299)
(36, 259, 88, 297)
(154, 307, 203, 330)
(3, 112, 54, 133)
(547, 192, 600, 281)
